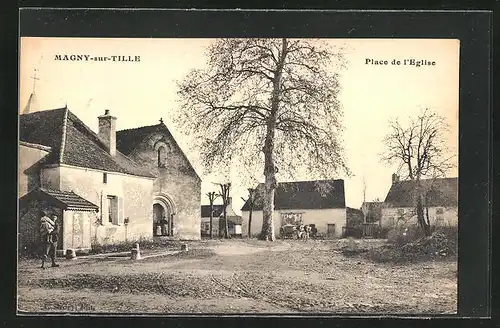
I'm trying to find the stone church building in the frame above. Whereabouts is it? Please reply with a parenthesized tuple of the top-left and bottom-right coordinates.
(19, 106, 201, 254)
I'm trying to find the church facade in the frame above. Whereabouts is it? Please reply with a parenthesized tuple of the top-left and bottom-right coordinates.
(19, 107, 201, 254)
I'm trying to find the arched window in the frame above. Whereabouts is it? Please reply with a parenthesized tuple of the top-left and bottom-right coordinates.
(158, 146, 166, 168)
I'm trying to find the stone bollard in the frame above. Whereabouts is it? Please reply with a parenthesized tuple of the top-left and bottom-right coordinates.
(181, 243, 188, 252)
(131, 243, 141, 260)
(65, 249, 76, 260)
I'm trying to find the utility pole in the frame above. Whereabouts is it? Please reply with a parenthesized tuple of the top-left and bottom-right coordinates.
(206, 191, 219, 239)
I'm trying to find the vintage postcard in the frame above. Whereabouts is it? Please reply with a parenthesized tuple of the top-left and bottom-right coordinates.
(18, 37, 459, 315)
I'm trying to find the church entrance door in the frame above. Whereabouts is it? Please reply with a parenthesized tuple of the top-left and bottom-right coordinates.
(153, 203, 171, 236)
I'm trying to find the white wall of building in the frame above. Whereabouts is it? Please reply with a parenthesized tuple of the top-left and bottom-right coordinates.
(40, 164, 155, 244)
(241, 208, 346, 238)
(381, 206, 458, 228)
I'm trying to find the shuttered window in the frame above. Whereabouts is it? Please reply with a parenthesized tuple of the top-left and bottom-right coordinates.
(117, 197, 124, 225)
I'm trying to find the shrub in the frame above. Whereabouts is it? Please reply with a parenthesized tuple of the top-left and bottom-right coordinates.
(387, 225, 423, 246)
(365, 229, 457, 263)
(378, 226, 391, 239)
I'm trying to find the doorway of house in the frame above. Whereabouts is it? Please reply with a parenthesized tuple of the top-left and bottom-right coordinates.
(153, 203, 170, 236)
(327, 224, 336, 239)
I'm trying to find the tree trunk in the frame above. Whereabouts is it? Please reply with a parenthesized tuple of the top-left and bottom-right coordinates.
(259, 38, 287, 242)
(416, 195, 431, 237)
(248, 207, 253, 238)
(209, 202, 213, 239)
(223, 205, 228, 239)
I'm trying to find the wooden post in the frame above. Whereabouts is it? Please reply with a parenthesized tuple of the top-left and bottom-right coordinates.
(131, 243, 141, 260)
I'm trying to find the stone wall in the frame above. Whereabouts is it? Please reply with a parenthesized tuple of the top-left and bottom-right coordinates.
(127, 131, 201, 240)
(18, 199, 63, 253)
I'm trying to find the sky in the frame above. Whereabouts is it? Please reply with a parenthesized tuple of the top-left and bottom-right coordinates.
(19, 37, 459, 214)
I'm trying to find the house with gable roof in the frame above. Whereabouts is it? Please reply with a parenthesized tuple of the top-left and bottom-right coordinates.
(240, 179, 346, 239)
(200, 197, 242, 237)
(380, 174, 458, 228)
(19, 106, 201, 254)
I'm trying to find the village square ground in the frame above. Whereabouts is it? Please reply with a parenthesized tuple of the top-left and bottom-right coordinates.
(17, 239, 457, 314)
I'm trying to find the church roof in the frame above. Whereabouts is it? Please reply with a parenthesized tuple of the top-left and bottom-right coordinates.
(22, 93, 40, 114)
(19, 108, 155, 178)
(19, 188, 99, 212)
(116, 124, 161, 156)
(384, 177, 458, 208)
(116, 123, 200, 180)
(241, 179, 346, 211)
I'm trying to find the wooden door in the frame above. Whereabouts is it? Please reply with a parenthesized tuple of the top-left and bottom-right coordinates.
(72, 212, 84, 248)
(327, 224, 336, 239)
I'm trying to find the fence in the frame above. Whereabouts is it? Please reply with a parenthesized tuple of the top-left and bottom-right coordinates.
(343, 223, 381, 238)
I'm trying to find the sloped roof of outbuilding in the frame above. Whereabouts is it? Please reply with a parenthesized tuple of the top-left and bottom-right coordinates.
(19, 188, 99, 212)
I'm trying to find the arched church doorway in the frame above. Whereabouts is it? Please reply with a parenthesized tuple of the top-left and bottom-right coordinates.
(153, 194, 175, 237)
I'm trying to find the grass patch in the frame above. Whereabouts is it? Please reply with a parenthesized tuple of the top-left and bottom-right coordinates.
(90, 238, 183, 255)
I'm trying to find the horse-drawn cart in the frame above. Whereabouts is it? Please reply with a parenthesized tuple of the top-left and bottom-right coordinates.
(279, 224, 297, 239)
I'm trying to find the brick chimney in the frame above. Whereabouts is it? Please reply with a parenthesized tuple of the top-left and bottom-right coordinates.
(98, 109, 117, 156)
(391, 173, 400, 185)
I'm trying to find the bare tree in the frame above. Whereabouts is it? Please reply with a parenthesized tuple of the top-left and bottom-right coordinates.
(176, 38, 349, 241)
(381, 108, 456, 236)
(206, 191, 219, 239)
(241, 188, 256, 238)
(217, 183, 231, 239)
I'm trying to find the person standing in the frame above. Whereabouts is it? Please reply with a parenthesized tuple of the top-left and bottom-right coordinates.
(48, 215, 60, 268)
(160, 216, 167, 236)
(40, 211, 54, 269)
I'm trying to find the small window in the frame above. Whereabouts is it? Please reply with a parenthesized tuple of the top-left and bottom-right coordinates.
(158, 146, 166, 168)
(436, 208, 444, 215)
(103, 173, 108, 184)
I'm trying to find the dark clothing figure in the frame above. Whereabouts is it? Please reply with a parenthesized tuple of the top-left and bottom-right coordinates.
(153, 221, 159, 236)
(41, 217, 60, 269)
(160, 218, 168, 236)
(311, 226, 318, 239)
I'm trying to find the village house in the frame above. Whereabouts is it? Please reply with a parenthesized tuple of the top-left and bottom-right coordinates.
(240, 180, 346, 239)
(200, 198, 242, 238)
(380, 174, 458, 228)
(19, 105, 201, 254)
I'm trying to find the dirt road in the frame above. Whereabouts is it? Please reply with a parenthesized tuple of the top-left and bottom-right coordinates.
(17, 239, 457, 314)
